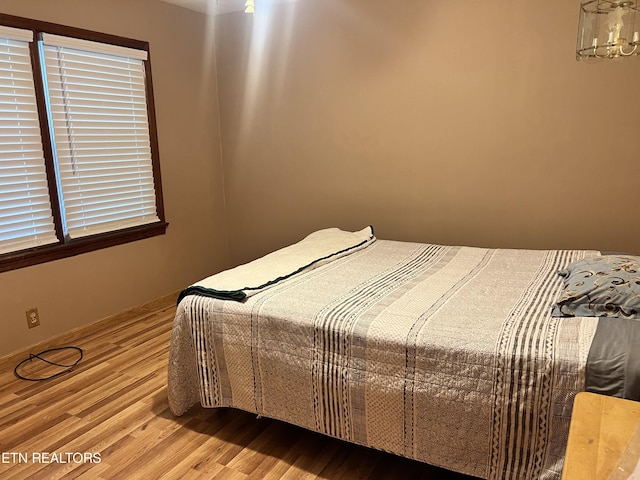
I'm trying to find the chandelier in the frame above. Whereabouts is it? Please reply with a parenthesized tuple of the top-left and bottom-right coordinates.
(576, 0, 640, 60)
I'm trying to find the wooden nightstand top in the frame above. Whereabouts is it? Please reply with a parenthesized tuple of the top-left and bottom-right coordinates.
(563, 392, 640, 480)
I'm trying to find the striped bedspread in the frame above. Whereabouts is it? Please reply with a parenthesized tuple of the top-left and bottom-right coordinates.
(168, 238, 600, 479)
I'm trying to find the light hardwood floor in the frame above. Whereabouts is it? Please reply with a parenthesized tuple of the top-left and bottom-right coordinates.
(0, 295, 476, 480)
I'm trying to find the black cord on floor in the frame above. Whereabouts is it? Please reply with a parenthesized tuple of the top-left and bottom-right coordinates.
(14, 346, 83, 381)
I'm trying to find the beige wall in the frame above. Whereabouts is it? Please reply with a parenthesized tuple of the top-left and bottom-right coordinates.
(2, 0, 639, 357)
(215, 0, 640, 265)
(0, 0, 229, 356)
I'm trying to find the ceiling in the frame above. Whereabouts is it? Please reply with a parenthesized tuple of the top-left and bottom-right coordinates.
(161, 0, 298, 15)
(163, 0, 280, 15)
(160, 0, 247, 15)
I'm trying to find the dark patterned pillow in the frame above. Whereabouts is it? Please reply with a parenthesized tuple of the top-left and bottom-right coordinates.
(552, 255, 640, 319)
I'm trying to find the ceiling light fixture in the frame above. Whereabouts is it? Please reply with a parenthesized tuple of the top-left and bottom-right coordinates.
(577, 0, 640, 60)
(244, 0, 255, 14)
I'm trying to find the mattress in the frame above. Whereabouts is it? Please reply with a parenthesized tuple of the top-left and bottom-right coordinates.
(168, 231, 611, 479)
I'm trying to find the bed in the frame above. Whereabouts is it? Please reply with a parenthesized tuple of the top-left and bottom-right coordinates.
(167, 226, 640, 480)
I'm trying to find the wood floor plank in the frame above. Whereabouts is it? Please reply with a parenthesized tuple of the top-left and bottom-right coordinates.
(0, 294, 478, 480)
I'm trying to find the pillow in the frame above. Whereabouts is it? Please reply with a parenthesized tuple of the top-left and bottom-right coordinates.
(552, 255, 640, 319)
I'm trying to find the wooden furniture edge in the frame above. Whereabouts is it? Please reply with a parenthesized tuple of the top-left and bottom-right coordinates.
(563, 392, 640, 479)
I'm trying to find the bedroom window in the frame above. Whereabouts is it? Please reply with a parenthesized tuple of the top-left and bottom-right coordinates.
(0, 15, 166, 273)
(0, 26, 58, 256)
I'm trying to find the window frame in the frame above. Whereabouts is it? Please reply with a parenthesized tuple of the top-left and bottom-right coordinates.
(0, 13, 167, 273)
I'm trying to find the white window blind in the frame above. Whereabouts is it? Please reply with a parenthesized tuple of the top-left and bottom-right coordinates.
(0, 27, 58, 255)
(41, 34, 159, 239)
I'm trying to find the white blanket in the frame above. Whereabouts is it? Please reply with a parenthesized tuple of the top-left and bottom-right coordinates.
(178, 226, 375, 302)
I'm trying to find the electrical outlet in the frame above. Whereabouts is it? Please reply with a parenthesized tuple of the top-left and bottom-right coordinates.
(26, 308, 40, 329)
